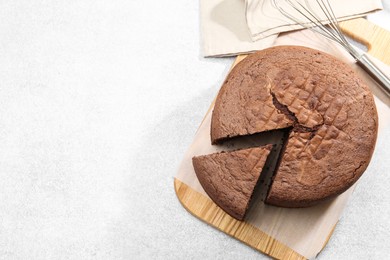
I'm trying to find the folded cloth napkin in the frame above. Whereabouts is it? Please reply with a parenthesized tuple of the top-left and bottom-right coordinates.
(246, 0, 383, 41)
(201, 0, 277, 57)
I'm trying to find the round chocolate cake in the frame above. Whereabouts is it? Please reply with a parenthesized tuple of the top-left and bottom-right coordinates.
(209, 45, 378, 207)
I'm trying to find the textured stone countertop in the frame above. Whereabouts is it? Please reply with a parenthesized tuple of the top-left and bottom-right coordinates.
(0, 1, 389, 259)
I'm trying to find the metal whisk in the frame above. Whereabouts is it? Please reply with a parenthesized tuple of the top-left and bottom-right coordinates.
(273, 0, 390, 97)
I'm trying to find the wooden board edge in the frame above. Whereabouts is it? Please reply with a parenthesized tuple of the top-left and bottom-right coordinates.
(174, 178, 306, 260)
(340, 18, 390, 66)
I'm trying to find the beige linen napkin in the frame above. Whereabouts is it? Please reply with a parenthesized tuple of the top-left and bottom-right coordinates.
(246, 0, 383, 41)
(201, 0, 277, 57)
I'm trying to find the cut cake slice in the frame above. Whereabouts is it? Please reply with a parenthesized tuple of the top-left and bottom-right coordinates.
(192, 145, 272, 220)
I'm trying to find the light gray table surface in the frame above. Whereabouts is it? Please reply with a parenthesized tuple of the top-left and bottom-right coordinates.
(0, 1, 389, 259)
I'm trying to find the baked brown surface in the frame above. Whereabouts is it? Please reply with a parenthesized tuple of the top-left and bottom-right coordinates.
(192, 145, 272, 220)
(211, 45, 378, 207)
(210, 55, 293, 144)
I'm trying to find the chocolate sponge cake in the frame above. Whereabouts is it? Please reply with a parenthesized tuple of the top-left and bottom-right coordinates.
(192, 145, 272, 220)
(210, 46, 378, 207)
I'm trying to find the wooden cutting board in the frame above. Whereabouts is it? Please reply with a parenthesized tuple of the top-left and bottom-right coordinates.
(175, 18, 390, 260)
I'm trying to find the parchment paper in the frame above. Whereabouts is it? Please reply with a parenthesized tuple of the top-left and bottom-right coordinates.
(176, 29, 390, 259)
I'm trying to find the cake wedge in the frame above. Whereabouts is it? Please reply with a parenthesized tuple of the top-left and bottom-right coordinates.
(192, 145, 272, 220)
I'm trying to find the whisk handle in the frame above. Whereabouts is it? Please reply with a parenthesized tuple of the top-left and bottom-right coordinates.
(357, 54, 390, 97)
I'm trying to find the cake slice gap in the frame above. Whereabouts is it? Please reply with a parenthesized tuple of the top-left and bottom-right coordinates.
(254, 128, 292, 203)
